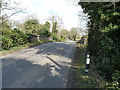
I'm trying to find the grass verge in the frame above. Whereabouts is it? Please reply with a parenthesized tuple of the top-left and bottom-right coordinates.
(0, 40, 53, 56)
(74, 43, 105, 88)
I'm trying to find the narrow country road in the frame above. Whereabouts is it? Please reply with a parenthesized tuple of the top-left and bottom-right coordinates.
(1, 41, 76, 88)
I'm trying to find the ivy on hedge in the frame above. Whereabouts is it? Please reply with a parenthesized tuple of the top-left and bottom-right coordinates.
(79, 2, 120, 88)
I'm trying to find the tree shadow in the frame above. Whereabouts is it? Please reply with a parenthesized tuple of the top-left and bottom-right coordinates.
(2, 42, 77, 88)
(34, 42, 76, 59)
(2, 57, 71, 88)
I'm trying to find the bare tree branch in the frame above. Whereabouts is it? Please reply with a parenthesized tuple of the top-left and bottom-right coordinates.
(0, 0, 26, 20)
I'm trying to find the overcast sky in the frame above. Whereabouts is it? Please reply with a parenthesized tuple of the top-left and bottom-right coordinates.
(9, 0, 88, 30)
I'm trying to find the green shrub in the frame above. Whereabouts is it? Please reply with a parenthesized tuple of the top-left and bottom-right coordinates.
(1, 28, 29, 50)
(11, 29, 29, 46)
(52, 34, 60, 41)
(37, 30, 51, 37)
(79, 2, 120, 88)
(2, 36, 13, 50)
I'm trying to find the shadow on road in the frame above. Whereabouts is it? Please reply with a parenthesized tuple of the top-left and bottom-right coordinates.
(2, 42, 77, 88)
(2, 57, 71, 88)
(46, 56, 62, 69)
(34, 42, 76, 59)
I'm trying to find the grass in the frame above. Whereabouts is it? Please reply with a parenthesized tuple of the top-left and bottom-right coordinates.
(74, 43, 105, 88)
(0, 40, 53, 56)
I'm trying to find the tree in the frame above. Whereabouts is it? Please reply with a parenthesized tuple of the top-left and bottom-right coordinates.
(11, 20, 24, 32)
(52, 21, 58, 34)
(48, 15, 63, 33)
(24, 19, 39, 33)
(0, 0, 25, 21)
(59, 29, 68, 40)
(37, 30, 50, 37)
(79, 2, 120, 87)
(69, 28, 78, 41)
(0, 0, 26, 36)
(43, 21, 50, 31)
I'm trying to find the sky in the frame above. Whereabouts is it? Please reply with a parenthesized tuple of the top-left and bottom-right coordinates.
(9, 0, 88, 30)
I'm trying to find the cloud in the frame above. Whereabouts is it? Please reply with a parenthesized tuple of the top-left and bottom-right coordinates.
(9, 0, 87, 30)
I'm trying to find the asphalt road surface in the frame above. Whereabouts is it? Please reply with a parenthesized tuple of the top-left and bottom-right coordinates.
(1, 41, 76, 88)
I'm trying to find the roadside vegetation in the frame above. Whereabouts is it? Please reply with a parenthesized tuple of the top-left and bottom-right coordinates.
(74, 43, 105, 88)
(0, 40, 53, 56)
(0, 17, 54, 55)
(79, 2, 120, 88)
(0, 15, 81, 55)
(2, 0, 120, 88)
(0, 0, 82, 56)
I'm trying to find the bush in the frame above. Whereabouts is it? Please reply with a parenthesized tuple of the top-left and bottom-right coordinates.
(37, 30, 51, 37)
(52, 34, 60, 41)
(1, 28, 30, 50)
(1, 36, 13, 50)
(11, 29, 29, 46)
